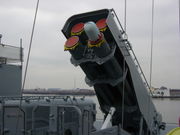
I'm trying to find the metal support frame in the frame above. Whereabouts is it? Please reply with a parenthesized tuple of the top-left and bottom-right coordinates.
(101, 107, 116, 129)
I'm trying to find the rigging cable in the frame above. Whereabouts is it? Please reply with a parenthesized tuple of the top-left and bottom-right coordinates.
(124, 0, 127, 32)
(121, 57, 126, 129)
(121, 0, 127, 129)
(147, 0, 155, 134)
(15, 0, 40, 134)
(21, 0, 40, 95)
(149, 0, 154, 89)
(179, 0, 180, 35)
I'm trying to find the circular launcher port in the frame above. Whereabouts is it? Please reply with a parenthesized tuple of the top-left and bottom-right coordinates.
(71, 23, 84, 35)
(64, 36, 79, 50)
(96, 19, 107, 32)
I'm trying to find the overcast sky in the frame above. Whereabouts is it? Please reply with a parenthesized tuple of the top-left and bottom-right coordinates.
(0, 0, 179, 89)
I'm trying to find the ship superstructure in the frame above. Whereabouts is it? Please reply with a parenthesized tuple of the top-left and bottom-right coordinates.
(0, 35, 22, 96)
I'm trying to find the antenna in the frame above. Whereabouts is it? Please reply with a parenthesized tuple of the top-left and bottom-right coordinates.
(150, 0, 154, 88)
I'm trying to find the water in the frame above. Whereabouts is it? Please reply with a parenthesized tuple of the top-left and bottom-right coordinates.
(153, 98, 180, 124)
(88, 96, 180, 124)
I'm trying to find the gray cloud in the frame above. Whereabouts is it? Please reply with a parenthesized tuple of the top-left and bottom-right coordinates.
(0, 0, 179, 89)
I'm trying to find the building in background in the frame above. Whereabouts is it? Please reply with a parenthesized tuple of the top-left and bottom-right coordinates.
(152, 86, 170, 97)
(169, 89, 180, 97)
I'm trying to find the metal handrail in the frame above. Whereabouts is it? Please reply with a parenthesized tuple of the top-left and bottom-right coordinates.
(111, 9, 152, 95)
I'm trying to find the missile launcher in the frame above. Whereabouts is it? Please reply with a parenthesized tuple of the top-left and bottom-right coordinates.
(63, 9, 165, 135)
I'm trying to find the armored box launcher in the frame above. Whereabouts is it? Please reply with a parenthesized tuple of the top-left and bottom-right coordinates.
(62, 9, 164, 135)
